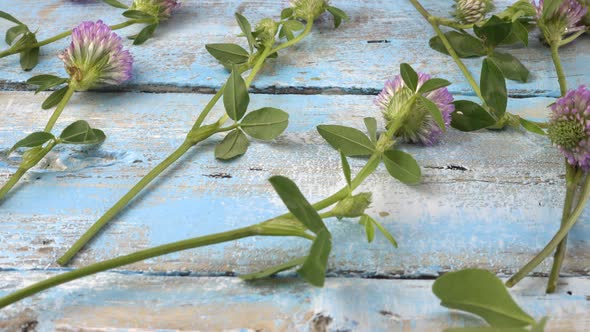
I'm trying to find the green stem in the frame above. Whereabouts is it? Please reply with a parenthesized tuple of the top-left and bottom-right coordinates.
(1, 225, 310, 310)
(271, 19, 313, 54)
(545, 165, 579, 293)
(506, 175, 590, 287)
(559, 30, 586, 47)
(0, 168, 27, 201)
(550, 42, 567, 96)
(44, 85, 75, 132)
(58, 25, 314, 266)
(1, 20, 140, 59)
(436, 17, 474, 30)
(407, 0, 484, 103)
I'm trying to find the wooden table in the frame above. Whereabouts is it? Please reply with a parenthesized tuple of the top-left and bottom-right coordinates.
(0, 0, 589, 330)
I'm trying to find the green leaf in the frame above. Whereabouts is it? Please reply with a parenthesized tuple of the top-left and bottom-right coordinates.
(279, 25, 294, 40)
(122, 10, 155, 20)
(27, 75, 68, 94)
(5, 24, 28, 45)
(488, 52, 529, 83)
(363, 117, 377, 143)
(132, 24, 157, 45)
(418, 78, 452, 94)
(429, 31, 487, 58)
(283, 19, 304, 31)
(205, 43, 250, 65)
(361, 215, 375, 243)
(433, 269, 536, 328)
(340, 150, 351, 188)
(370, 216, 398, 248)
(214, 129, 249, 160)
(383, 150, 421, 185)
(235, 12, 254, 53)
(418, 96, 446, 131)
(41, 86, 69, 110)
(481, 58, 507, 118)
(316, 125, 375, 157)
(451, 100, 496, 131)
(0, 11, 23, 24)
(281, 8, 293, 19)
(103, 0, 129, 9)
(444, 327, 529, 332)
(18, 32, 39, 71)
(509, 20, 529, 46)
(10, 132, 55, 153)
(268, 175, 327, 234)
(474, 16, 513, 49)
(240, 107, 289, 140)
(241, 256, 307, 280)
(327, 6, 349, 28)
(298, 229, 332, 287)
(519, 118, 546, 136)
(223, 66, 250, 121)
(400, 63, 419, 92)
(59, 120, 106, 144)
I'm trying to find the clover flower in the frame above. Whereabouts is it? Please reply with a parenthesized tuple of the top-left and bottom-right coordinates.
(454, 0, 495, 24)
(547, 86, 590, 170)
(375, 74, 455, 145)
(532, 0, 587, 37)
(59, 20, 133, 91)
(290, 0, 329, 20)
(255, 18, 279, 47)
(131, 0, 181, 20)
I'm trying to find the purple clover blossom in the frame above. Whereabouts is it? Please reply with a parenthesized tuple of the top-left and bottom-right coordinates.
(548, 86, 590, 170)
(532, 0, 587, 34)
(131, 0, 181, 20)
(375, 73, 455, 146)
(59, 20, 133, 91)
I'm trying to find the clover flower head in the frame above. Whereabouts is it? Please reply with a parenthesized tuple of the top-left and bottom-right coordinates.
(131, 0, 181, 20)
(290, 0, 330, 20)
(548, 86, 590, 170)
(375, 74, 455, 145)
(255, 18, 279, 46)
(454, 0, 495, 24)
(59, 20, 133, 91)
(532, 0, 587, 36)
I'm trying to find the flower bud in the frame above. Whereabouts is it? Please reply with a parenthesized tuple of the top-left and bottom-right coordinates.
(375, 74, 455, 145)
(453, 0, 495, 24)
(290, 0, 330, 20)
(59, 21, 133, 91)
(547, 86, 590, 170)
(331, 192, 372, 219)
(131, 0, 181, 20)
(255, 18, 279, 47)
(20, 146, 45, 170)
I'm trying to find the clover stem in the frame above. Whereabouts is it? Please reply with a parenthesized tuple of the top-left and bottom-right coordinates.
(506, 175, 590, 287)
(44, 85, 75, 132)
(546, 166, 579, 293)
(407, 0, 484, 102)
(2, 225, 312, 310)
(550, 42, 567, 96)
(58, 24, 313, 266)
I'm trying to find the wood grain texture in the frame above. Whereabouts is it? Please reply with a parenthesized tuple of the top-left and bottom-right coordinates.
(0, 91, 587, 277)
(0, 0, 588, 96)
(0, 272, 589, 331)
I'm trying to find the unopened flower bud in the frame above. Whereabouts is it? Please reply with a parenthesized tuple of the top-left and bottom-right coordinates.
(454, 0, 495, 24)
(255, 18, 279, 46)
(331, 192, 372, 219)
(131, 0, 181, 20)
(290, 0, 330, 20)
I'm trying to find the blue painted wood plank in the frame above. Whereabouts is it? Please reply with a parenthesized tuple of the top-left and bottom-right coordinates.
(0, 91, 587, 277)
(0, 0, 588, 96)
(0, 273, 588, 331)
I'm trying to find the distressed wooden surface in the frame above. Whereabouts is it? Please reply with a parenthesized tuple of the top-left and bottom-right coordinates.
(0, 0, 588, 96)
(1, 273, 589, 331)
(1, 0, 590, 331)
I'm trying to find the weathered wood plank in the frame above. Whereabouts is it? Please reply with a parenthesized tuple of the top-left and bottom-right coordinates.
(0, 0, 588, 96)
(0, 272, 588, 331)
(0, 91, 587, 276)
